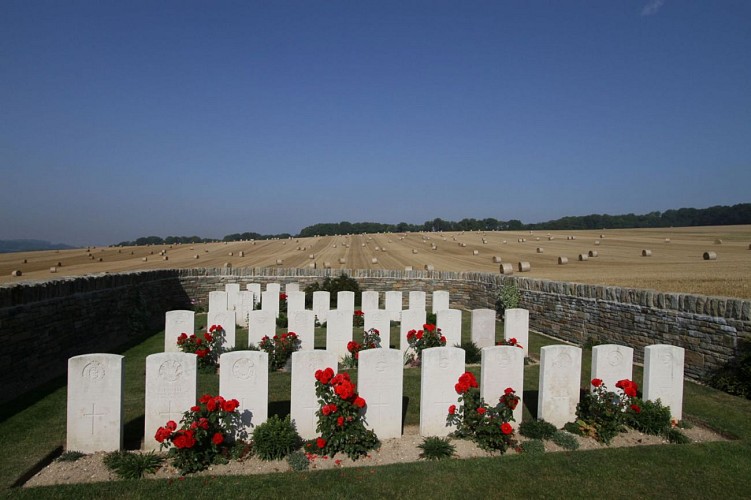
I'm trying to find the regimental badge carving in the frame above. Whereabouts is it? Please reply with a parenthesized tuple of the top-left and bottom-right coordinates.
(82, 361, 105, 381)
(233, 358, 255, 381)
(159, 360, 183, 382)
(607, 350, 624, 367)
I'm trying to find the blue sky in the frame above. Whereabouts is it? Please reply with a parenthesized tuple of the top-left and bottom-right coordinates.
(1, 1, 750, 246)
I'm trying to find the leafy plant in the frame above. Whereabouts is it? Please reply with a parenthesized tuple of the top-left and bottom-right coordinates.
(406, 323, 446, 361)
(446, 372, 519, 454)
(519, 419, 558, 440)
(310, 367, 379, 460)
(57, 451, 85, 462)
(417, 437, 456, 460)
(520, 439, 545, 455)
(706, 339, 751, 399)
(624, 398, 672, 436)
(343, 328, 382, 368)
(426, 312, 437, 325)
(287, 450, 310, 471)
(257, 332, 301, 371)
(176, 324, 225, 372)
(551, 431, 580, 450)
(252, 415, 301, 461)
(456, 341, 482, 364)
(303, 274, 361, 308)
(103, 451, 163, 479)
(495, 282, 520, 319)
(666, 428, 690, 444)
(155, 394, 243, 474)
(575, 378, 638, 445)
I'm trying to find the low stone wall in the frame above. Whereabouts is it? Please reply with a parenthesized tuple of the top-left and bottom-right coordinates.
(2, 267, 749, 403)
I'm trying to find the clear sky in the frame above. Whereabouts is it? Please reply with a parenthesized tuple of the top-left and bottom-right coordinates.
(1, 1, 750, 246)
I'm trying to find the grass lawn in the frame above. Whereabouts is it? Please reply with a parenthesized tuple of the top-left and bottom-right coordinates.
(2, 312, 751, 498)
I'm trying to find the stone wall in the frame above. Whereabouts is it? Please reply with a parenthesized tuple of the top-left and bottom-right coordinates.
(2, 267, 749, 403)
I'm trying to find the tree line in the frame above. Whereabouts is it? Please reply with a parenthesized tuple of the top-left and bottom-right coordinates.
(114, 203, 750, 246)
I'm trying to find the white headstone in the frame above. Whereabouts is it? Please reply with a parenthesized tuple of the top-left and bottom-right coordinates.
(400, 309, 427, 353)
(248, 310, 275, 347)
(326, 310, 353, 360)
(266, 283, 281, 296)
(364, 309, 392, 349)
(246, 283, 261, 305)
(385, 291, 403, 322)
(285, 283, 300, 293)
(261, 290, 280, 319)
(471, 309, 496, 348)
(208, 310, 236, 350)
(432, 291, 450, 313)
(288, 310, 316, 351)
(236, 290, 254, 328)
(481, 346, 524, 427)
(67, 354, 124, 453)
(225, 283, 241, 311)
(437, 309, 462, 348)
(359, 349, 403, 439)
(208, 291, 228, 313)
(291, 350, 338, 439)
(591, 344, 634, 392)
(165, 310, 195, 353)
(409, 291, 426, 311)
(643, 344, 685, 420)
(538, 345, 582, 428)
(419, 347, 465, 436)
(361, 291, 380, 313)
(286, 291, 306, 314)
(504, 308, 530, 357)
(337, 291, 355, 312)
(144, 352, 197, 450)
(220, 351, 268, 438)
(312, 291, 330, 324)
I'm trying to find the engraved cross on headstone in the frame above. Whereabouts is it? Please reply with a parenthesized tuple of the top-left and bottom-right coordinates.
(83, 403, 105, 435)
(159, 401, 184, 423)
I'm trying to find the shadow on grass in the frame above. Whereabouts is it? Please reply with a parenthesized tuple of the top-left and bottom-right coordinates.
(269, 400, 291, 419)
(402, 396, 410, 433)
(523, 390, 539, 418)
(124, 416, 145, 450)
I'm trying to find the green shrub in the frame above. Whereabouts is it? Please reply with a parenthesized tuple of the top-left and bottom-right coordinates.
(519, 419, 558, 440)
(666, 428, 690, 444)
(625, 398, 672, 436)
(456, 341, 482, 364)
(103, 451, 163, 479)
(252, 415, 301, 461)
(57, 451, 85, 462)
(426, 312, 437, 325)
(706, 339, 751, 399)
(575, 379, 637, 444)
(551, 431, 580, 450)
(287, 451, 310, 471)
(417, 437, 456, 460)
(303, 274, 362, 308)
(520, 439, 545, 455)
(495, 282, 520, 319)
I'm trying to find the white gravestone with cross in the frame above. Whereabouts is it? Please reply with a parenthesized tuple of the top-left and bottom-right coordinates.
(504, 308, 530, 357)
(481, 346, 524, 428)
(361, 291, 380, 313)
(326, 309, 353, 360)
(67, 354, 124, 453)
(437, 309, 462, 349)
(288, 310, 316, 351)
(220, 351, 268, 439)
(164, 310, 195, 353)
(286, 291, 305, 315)
(358, 349, 403, 439)
(420, 347, 465, 436)
(538, 345, 582, 428)
(208, 291, 228, 313)
(364, 309, 391, 349)
(290, 350, 338, 440)
(385, 290, 403, 322)
(471, 309, 497, 348)
(207, 310, 236, 351)
(400, 309, 427, 355)
(409, 291, 426, 311)
(591, 344, 634, 392)
(643, 344, 685, 420)
(312, 291, 330, 324)
(144, 352, 197, 451)
(248, 310, 275, 347)
(432, 290, 450, 314)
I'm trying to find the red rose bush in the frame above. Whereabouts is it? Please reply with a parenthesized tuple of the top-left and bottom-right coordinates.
(343, 328, 382, 368)
(406, 323, 447, 363)
(176, 324, 225, 371)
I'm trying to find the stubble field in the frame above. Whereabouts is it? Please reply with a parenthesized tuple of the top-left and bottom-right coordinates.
(2, 225, 750, 299)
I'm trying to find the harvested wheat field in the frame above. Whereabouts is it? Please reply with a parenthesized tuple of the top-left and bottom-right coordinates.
(2, 225, 751, 299)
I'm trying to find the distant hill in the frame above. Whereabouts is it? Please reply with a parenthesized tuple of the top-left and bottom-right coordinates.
(0, 239, 76, 253)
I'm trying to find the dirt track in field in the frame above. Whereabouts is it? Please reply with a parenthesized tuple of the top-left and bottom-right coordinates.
(2, 225, 750, 299)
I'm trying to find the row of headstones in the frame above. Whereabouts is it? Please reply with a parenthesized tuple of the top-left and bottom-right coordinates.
(165, 307, 531, 359)
(66, 343, 684, 453)
(210, 282, 454, 325)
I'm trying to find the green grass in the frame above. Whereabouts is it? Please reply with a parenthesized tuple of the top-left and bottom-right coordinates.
(4, 312, 751, 497)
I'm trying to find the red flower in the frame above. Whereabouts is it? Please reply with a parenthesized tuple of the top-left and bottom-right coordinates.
(322, 404, 337, 416)
(416, 331, 424, 340)
(448, 404, 456, 415)
(334, 380, 355, 400)
(204, 332, 213, 342)
(591, 378, 603, 388)
(501, 422, 513, 435)
(354, 310, 364, 316)
(207, 398, 218, 412)
(504, 387, 514, 395)
(337, 416, 344, 427)
(279, 293, 287, 301)
(154, 426, 172, 443)
(316, 437, 326, 449)
(407, 330, 416, 340)
(616, 379, 638, 398)
(196, 348, 208, 358)
(197, 417, 209, 430)
(209, 324, 220, 333)
(166, 420, 177, 431)
(630, 404, 642, 414)
(455, 382, 469, 394)
(424, 323, 436, 332)
(212, 432, 224, 445)
(199, 394, 212, 404)
(222, 399, 240, 412)
(508, 338, 518, 345)
(354, 397, 366, 408)
(477, 407, 486, 415)
(190, 405, 200, 412)
(459, 372, 478, 389)
(507, 398, 519, 410)
(177, 333, 188, 341)
(172, 430, 196, 449)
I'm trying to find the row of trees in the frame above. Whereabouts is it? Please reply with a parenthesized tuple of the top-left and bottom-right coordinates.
(114, 203, 750, 246)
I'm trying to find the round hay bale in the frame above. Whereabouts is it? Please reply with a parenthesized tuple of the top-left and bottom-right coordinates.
(50, 267, 57, 273)
(588, 250, 598, 257)
(404, 266, 413, 271)
(309, 254, 315, 259)
(142, 257, 148, 262)
(162, 256, 168, 261)
(472, 250, 479, 255)
(600, 234, 605, 239)
(703, 251, 717, 261)
(11, 270, 21, 277)
(412, 249, 418, 254)
(324, 261, 332, 269)
(548, 236, 555, 241)
(424, 264, 434, 271)
(535, 237, 540, 241)
(338, 258, 346, 264)
(224, 262, 232, 268)
(228, 252, 233, 256)
(194, 255, 200, 259)
(276, 259, 283, 265)
(665, 238, 671, 243)
(239, 251, 244, 257)
(578, 254, 588, 261)
(502, 240, 507, 244)
(493, 256, 502, 263)
(517, 261, 531, 272)
(748, 243, 751, 250)
(714, 239, 723, 245)
(57, 262, 62, 267)
(461, 243, 467, 247)
(371, 257, 378, 264)
(99, 258, 104, 262)
(332, 244, 337, 248)
(536, 247, 544, 253)
(308, 263, 316, 269)
(23, 259, 27, 264)
(642, 249, 652, 257)
(499, 263, 514, 275)
(558, 256, 568, 265)
(594, 240, 600, 246)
